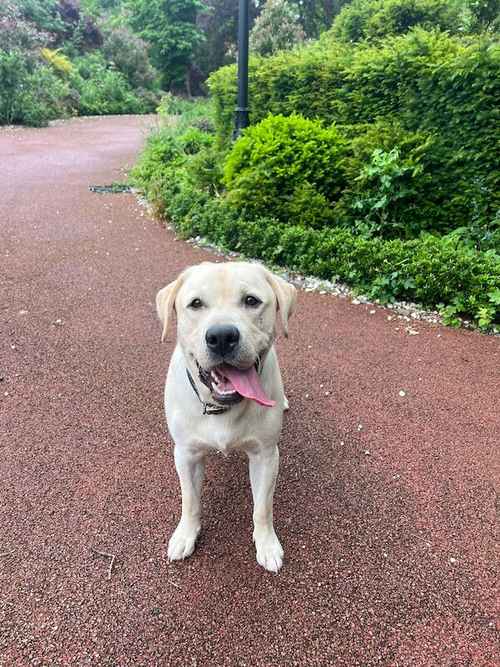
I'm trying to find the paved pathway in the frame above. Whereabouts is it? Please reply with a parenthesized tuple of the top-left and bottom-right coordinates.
(0, 116, 498, 666)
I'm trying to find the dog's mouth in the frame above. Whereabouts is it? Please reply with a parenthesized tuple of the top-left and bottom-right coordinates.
(196, 359, 276, 408)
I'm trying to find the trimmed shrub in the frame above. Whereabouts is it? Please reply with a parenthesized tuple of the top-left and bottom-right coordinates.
(209, 29, 500, 228)
(165, 184, 500, 328)
(224, 114, 347, 227)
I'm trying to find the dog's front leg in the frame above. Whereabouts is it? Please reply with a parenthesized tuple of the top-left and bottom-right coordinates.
(167, 446, 205, 562)
(248, 446, 284, 573)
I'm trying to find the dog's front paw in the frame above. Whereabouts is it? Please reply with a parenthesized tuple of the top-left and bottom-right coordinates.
(254, 528, 284, 573)
(167, 521, 200, 562)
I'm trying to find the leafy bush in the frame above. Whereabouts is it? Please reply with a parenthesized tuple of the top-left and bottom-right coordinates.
(178, 126, 214, 154)
(330, 0, 462, 43)
(71, 53, 150, 115)
(102, 26, 158, 91)
(336, 120, 457, 237)
(130, 119, 217, 208)
(41, 47, 74, 74)
(0, 49, 70, 126)
(209, 29, 500, 230)
(224, 114, 347, 226)
(249, 0, 305, 56)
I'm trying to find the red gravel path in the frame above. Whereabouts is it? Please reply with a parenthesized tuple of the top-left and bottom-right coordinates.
(1, 116, 498, 667)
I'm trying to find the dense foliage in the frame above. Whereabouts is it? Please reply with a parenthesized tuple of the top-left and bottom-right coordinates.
(249, 0, 305, 56)
(330, 0, 463, 42)
(0, 0, 160, 126)
(126, 0, 205, 92)
(131, 99, 500, 331)
(209, 29, 499, 236)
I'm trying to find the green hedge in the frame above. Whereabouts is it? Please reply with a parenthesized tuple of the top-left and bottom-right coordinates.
(166, 184, 500, 328)
(131, 103, 500, 330)
(209, 29, 500, 227)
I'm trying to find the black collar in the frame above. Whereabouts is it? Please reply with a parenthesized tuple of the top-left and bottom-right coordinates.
(186, 368, 230, 416)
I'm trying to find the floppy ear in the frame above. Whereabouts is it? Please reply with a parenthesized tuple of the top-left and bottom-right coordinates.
(265, 270, 297, 338)
(156, 278, 182, 342)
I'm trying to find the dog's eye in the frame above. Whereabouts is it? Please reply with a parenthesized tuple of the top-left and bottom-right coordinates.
(188, 298, 203, 310)
(244, 295, 261, 308)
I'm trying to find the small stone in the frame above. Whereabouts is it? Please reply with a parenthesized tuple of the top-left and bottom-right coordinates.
(352, 299, 360, 305)
(369, 309, 376, 315)
(399, 390, 406, 397)
(305, 393, 309, 399)
(340, 441, 344, 446)
(53, 318, 63, 326)
(357, 424, 363, 431)
(364, 450, 370, 455)
(450, 557, 457, 564)
(324, 391, 330, 396)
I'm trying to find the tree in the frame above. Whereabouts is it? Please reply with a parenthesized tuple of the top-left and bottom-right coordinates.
(288, 1, 353, 37)
(126, 0, 206, 93)
(249, 0, 305, 56)
(331, 0, 463, 42)
(194, 0, 260, 86)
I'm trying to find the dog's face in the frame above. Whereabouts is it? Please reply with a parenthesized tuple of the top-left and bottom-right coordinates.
(156, 262, 296, 405)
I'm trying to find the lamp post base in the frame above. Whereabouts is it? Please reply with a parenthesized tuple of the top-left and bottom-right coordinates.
(233, 107, 249, 139)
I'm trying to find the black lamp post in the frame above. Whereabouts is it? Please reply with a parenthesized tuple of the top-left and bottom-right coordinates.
(234, 0, 250, 138)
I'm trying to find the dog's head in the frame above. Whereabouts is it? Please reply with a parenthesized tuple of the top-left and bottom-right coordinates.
(156, 262, 296, 406)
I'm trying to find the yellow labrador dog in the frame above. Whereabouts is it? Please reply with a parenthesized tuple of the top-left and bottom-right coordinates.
(156, 261, 296, 572)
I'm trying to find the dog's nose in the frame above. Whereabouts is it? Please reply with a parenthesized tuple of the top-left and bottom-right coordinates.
(205, 324, 240, 357)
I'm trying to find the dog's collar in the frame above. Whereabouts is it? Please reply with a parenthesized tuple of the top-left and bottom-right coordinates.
(186, 368, 230, 416)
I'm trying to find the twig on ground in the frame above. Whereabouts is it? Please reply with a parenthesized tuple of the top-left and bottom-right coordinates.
(169, 580, 181, 589)
(91, 548, 116, 580)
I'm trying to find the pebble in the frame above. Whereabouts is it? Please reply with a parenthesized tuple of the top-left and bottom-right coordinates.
(399, 390, 406, 397)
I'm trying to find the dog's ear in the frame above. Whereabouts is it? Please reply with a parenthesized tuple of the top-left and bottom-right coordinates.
(265, 270, 297, 338)
(156, 278, 182, 342)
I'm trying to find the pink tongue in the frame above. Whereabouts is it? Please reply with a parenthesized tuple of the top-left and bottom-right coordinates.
(222, 365, 275, 407)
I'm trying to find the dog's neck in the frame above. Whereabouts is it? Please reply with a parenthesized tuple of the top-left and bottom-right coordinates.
(184, 348, 272, 416)
(185, 367, 231, 416)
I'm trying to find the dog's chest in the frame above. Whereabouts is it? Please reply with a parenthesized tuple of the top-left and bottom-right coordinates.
(167, 407, 261, 455)
(195, 418, 255, 454)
